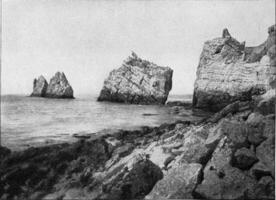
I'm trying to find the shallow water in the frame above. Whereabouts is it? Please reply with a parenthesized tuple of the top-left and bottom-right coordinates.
(1, 94, 204, 150)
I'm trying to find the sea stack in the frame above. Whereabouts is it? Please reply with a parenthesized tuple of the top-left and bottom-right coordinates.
(30, 75, 48, 97)
(192, 25, 275, 111)
(45, 72, 74, 98)
(30, 72, 74, 99)
(98, 52, 173, 104)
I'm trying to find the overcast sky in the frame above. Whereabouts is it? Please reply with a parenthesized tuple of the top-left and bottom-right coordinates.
(2, 0, 275, 96)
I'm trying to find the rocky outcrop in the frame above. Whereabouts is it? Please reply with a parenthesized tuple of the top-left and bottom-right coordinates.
(30, 76, 48, 97)
(45, 72, 74, 98)
(0, 90, 274, 199)
(30, 72, 74, 99)
(98, 52, 173, 104)
(193, 25, 275, 111)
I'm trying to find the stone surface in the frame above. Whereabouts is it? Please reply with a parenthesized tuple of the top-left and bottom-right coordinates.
(232, 147, 258, 170)
(98, 52, 173, 105)
(256, 135, 275, 177)
(250, 161, 272, 179)
(194, 137, 258, 199)
(193, 25, 275, 111)
(255, 89, 275, 115)
(145, 163, 202, 200)
(45, 72, 74, 98)
(30, 75, 48, 97)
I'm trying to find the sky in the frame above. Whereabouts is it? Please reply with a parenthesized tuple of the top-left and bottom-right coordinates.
(2, 0, 275, 96)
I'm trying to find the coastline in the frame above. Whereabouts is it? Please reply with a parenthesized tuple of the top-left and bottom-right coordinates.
(0, 91, 274, 199)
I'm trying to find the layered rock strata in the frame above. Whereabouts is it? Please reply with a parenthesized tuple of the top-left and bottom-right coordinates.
(30, 72, 74, 98)
(193, 25, 275, 111)
(0, 89, 274, 200)
(98, 52, 173, 104)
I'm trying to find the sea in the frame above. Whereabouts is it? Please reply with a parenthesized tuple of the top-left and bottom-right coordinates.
(1, 94, 207, 151)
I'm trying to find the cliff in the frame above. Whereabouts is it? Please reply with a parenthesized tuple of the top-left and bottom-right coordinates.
(30, 72, 74, 99)
(98, 52, 173, 105)
(193, 25, 275, 111)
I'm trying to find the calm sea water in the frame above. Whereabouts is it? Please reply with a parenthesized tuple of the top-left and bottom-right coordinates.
(1, 94, 204, 150)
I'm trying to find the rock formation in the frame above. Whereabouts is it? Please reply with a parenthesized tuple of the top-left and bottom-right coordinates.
(1, 89, 274, 199)
(30, 72, 74, 99)
(45, 72, 74, 98)
(30, 75, 48, 97)
(98, 52, 173, 104)
(193, 25, 275, 111)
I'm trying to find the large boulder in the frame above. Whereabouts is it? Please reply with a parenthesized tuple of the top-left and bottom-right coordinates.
(145, 163, 202, 199)
(193, 25, 275, 111)
(30, 75, 48, 97)
(45, 72, 74, 98)
(98, 52, 173, 105)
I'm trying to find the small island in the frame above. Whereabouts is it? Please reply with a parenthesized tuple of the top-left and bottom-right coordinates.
(30, 72, 74, 99)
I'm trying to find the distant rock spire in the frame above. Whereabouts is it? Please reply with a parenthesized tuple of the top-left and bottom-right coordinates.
(222, 28, 231, 38)
(131, 51, 138, 59)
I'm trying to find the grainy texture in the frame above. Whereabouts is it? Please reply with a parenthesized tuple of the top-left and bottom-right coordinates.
(98, 52, 173, 104)
(193, 25, 275, 111)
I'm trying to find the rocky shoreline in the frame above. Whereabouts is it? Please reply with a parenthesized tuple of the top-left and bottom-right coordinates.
(1, 25, 275, 199)
(0, 88, 274, 200)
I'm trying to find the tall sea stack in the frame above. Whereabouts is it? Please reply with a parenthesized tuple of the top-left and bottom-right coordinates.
(193, 25, 275, 111)
(30, 75, 48, 97)
(30, 72, 74, 99)
(98, 52, 173, 105)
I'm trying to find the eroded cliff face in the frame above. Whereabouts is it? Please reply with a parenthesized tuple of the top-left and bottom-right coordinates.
(45, 72, 74, 98)
(193, 25, 276, 111)
(98, 52, 173, 105)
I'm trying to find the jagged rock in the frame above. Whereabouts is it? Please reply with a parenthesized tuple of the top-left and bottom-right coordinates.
(145, 163, 202, 199)
(232, 147, 258, 170)
(98, 52, 173, 105)
(256, 135, 275, 177)
(246, 112, 265, 127)
(255, 89, 275, 115)
(177, 128, 212, 165)
(205, 119, 249, 151)
(100, 155, 163, 200)
(45, 72, 74, 98)
(30, 75, 48, 97)
(193, 25, 275, 111)
(249, 176, 275, 199)
(250, 161, 272, 179)
(194, 137, 258, 199)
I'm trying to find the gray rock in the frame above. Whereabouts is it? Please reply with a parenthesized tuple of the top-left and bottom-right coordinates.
(255, 89, 275, 115)
(250, 161, 272, 179)
(45, 72, 74, 98)
(100, 157, 163, 200)
(98, 52, 173, 105)
(30, 75, 48, 97)
(145, 163, 202, 200)
(256, 136, 275, 177)
(248, 176, 275, 199)
(193, 25, 275, 111)
(194, 137, 258, 199)
(232, 147, 258, 170)
(246, 112, 265, 127)
(205, 119, 249, 151)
